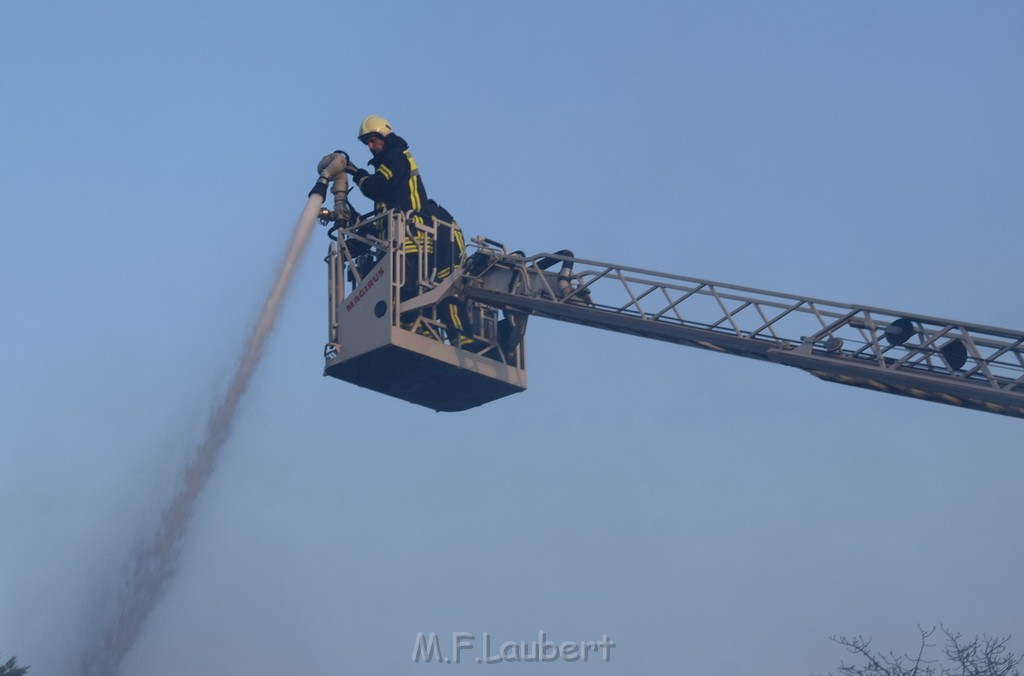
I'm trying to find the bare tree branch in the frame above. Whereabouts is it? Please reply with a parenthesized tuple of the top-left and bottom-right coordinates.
(820, 627, 1019, 676)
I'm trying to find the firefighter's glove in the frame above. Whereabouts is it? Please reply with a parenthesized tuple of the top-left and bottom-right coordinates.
(351, 168, 370, 185)
(308, 176, 329, 200)
(316, 151, 351, 180)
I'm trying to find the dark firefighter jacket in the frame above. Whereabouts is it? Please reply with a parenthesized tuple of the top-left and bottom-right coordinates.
(350, 135, 472, 341)
(352, 134, 427, 215)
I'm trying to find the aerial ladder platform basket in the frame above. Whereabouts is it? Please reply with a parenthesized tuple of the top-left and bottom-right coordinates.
(323, 210, 527, 412)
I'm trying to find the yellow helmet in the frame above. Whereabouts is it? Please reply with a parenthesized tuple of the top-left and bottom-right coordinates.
(358, 115, 393, 142)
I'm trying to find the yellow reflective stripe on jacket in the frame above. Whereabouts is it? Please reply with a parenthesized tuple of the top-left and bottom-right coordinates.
(436, 264, 460, 280)
(404, 150, 422, 212)
(379, 165, 394, 180)
(448, 303, 464, 332)
(402, 234, 433, 253)
(409, 175, 422, 211)
(453, 228, 466, 256)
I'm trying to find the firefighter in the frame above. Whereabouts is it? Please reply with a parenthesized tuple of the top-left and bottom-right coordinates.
(349, 115, 425, 217)
(348, 116, 431, 304)
(338, 116, 479, 350)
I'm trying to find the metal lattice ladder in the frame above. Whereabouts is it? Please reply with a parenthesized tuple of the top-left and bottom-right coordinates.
(459, 245, 1024, 419)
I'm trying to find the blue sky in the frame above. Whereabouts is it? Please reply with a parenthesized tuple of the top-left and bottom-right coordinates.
(2, 1, 1022, 674)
